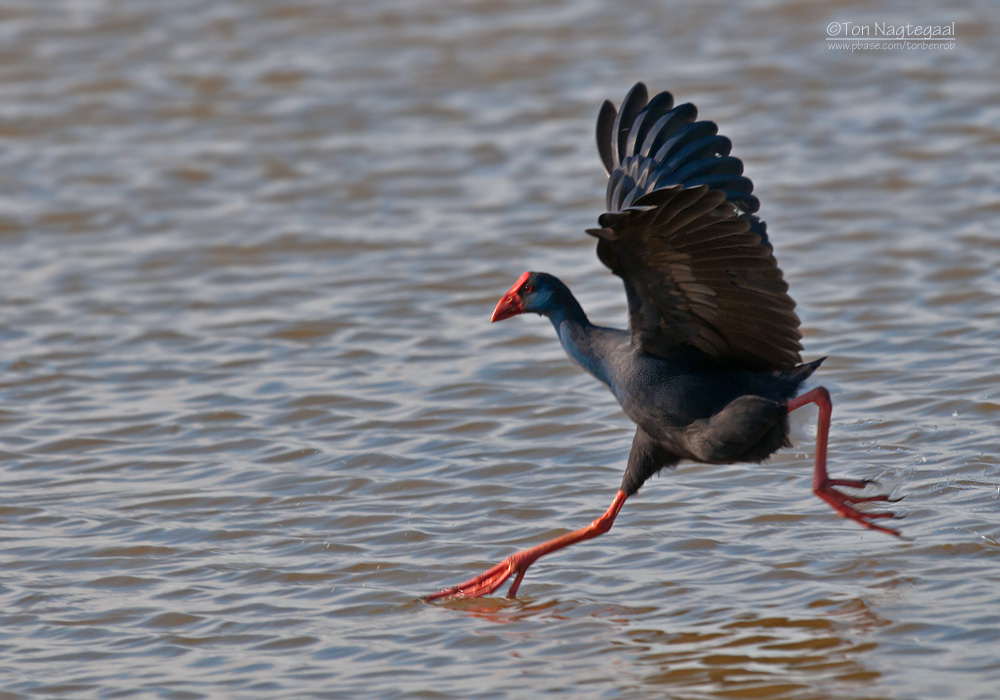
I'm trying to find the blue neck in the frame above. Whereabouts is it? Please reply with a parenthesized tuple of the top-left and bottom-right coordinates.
(532, 276, 615, 388)
(550, 313, 613, 388)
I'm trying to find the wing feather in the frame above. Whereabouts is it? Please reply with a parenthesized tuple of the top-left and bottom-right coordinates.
(612, 84, 648, 166)
(590, 83, 803, 371)
(625, 91, 675, 157)
(596, 100, 617, 175)
(642, 104, 698, 159)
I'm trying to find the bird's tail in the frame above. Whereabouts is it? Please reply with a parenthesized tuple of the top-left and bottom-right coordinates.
(786, 356, 826, 390)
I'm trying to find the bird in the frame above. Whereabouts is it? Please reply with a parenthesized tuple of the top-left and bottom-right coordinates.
(425, 83, 900, 601)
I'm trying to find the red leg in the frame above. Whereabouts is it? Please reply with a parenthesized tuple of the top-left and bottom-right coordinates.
(425, 490, 628, 601)
(787, 387, 901, 536)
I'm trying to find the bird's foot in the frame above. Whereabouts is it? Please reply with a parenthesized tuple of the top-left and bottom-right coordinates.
(425, 491, 628, 601)
(814, 478, 902, 536)
(424, 552, 532, 602)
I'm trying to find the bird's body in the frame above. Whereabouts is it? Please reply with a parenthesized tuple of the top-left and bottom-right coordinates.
(541, 289, 820, 491)
(426, 84, 900, 602)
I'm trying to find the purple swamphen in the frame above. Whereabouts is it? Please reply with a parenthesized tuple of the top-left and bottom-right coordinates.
(426, 83, 900, 601)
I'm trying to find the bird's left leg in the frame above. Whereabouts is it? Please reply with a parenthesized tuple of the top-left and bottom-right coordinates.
(424, 490, 627, 601)
(787, 387, 901, 536)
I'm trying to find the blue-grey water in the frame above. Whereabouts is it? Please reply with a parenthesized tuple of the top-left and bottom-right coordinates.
(1, 0, 998, 698)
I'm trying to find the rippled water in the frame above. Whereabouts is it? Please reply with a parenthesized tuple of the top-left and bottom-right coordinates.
(1, 0, 998, 698)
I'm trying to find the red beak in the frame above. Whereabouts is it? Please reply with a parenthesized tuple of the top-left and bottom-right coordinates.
(491, 292, 523, 322)
(491, 272, 529, 322)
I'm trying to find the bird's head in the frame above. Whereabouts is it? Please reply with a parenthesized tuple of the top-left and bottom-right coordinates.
(491, 271, 563, 322)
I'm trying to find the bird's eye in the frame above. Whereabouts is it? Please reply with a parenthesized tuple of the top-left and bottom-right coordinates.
(524, 284, 533, 293)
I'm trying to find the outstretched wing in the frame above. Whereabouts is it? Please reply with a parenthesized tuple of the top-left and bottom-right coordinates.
(587, 83, 803, 372)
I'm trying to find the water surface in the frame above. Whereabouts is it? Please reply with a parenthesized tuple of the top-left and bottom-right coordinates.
(1, 0, 998, 698)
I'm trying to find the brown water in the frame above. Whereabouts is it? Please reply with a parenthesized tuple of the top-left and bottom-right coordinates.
(1, 1, 998, 698)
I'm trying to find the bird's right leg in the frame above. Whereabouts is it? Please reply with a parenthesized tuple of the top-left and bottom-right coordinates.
(425, 429, 670, 601)
(787, 387, 901, 536)
(424, 490, 627, 601)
